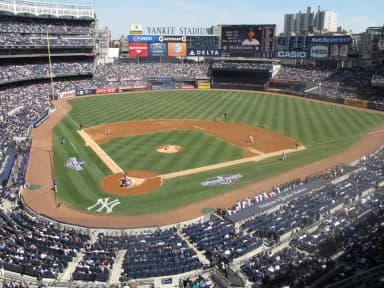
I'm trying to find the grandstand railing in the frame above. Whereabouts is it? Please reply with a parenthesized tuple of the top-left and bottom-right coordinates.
(0, 0, 94, 19)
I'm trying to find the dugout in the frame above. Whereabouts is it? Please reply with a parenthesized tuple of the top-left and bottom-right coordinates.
(209, 57, 276, 91)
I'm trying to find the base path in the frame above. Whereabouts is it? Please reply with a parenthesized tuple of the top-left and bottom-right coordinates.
(78, 129, 123, 174)
(23, 97, 384, 228)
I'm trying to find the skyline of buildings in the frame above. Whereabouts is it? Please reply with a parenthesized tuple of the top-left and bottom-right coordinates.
(284, 6, 338, 36)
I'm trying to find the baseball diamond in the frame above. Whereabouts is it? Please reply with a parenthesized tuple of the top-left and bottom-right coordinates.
(23, 90, 384, 228)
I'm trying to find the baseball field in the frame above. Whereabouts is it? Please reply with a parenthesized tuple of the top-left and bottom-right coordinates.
(24, 90, 384, 227)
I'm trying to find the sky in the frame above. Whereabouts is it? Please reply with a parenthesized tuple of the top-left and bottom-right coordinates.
(88, 0, 384, 39)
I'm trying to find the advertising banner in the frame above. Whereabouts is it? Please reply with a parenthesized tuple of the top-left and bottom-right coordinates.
(159, 35, 187, 42)
(130, 24, 143, 35)
(179, 85, 195, 89)
(329, 44, 349, 60)
(129, 42, 149, 57)
(221, 24, 275, 57)
(344, 98, 368, 108)
(128, 35, 159, 43)
(96, 87, 117, 94)
(149, 42, 167, 57)
(167, 42, 187, 57)
(76, 88, 96, 96)
(197, 79, 210, 89)
(310, 45, 329, 60)
(309, 36, 351, 44)
(58, 90, 76, 99)
(187, 49, 221, 57)
(274, 50, 308, 59)
(197, 83, 211, 89)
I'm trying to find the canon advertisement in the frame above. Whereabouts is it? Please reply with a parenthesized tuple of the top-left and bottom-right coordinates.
(221, 24, 275, 57)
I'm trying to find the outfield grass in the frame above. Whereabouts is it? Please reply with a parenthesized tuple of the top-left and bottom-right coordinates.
(53, 90, 384, 215)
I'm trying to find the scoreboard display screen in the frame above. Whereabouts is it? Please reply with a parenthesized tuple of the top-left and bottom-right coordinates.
(221, 24, 275, 57)
(277, 36, 310, 50)
(186, 36, 219, 50)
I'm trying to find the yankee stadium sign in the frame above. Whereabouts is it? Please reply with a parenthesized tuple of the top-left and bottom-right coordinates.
(144, 26, 212, 35)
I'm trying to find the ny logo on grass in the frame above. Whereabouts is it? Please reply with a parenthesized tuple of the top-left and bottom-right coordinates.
(87, 197, 120, 214)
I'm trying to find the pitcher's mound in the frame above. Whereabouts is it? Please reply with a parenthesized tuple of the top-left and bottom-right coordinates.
(156, 145, 182, 153)
(100, 170, 162, 196)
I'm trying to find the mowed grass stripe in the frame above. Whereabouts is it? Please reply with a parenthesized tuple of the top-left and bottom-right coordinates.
(315, 104, 341, 141)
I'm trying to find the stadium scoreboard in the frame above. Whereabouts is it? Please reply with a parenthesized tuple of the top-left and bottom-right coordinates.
(186, 36, 219, 50)
(221, 24, 275, 57)
(277, 36, 311, 50)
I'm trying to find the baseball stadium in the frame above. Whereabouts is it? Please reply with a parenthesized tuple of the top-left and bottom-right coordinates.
(0, 0, 384, 287)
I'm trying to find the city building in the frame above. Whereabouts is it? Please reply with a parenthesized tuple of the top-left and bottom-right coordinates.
(283, 6, 337, 35)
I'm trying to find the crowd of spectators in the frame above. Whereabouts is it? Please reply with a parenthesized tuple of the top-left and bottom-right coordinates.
(118, 228, 202, 281)
(72, 235, 116, 282)
(0, 16, 94, 48)
(274, 64, 384, 102)
(0, 205, 89, 280)
(219, 164, 347, 219)
(274, 64, 334, 83)
(238, 146, 384, 287)
(94, 62, 209, 81)
(181, 274, 214, 288)
(211, 61, 272, 71)
(0, 61, 93, 84)
(182, 215, 262, 264)
(0, 16, 94, 35)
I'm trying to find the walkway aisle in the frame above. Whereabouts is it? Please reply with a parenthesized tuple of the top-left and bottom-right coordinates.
(109, 249, 127, 284)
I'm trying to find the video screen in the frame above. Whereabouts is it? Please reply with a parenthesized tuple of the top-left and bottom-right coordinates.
(221, 24, 275, 57)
